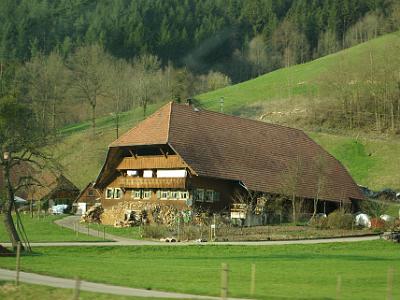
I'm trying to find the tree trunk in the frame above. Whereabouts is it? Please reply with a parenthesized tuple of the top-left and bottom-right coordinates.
(292, 193, 296, 223)
(91, 103, 96, 135)
(2, 161, 22, 251)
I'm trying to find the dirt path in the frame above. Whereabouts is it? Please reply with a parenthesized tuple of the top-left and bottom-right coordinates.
(0, 268, 245, 299)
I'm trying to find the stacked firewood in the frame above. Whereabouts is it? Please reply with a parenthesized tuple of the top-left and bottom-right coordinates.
(81, 205, 104, 223)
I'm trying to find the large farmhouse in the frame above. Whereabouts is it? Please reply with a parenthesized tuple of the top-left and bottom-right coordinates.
(94, 102, 364, 225)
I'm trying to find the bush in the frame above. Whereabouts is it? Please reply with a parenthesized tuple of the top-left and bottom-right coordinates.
(326, 210, 354, 229)
(309, 216, 328, 229)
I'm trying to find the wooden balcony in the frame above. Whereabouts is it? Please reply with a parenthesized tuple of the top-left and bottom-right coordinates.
(117, 155, 186, 170)
(115, 177, 187, 189)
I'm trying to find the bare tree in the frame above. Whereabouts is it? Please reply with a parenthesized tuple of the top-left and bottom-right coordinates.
(280, 155, 304, 223)
(21, 51, 68, 135)
(0, 96, 55, 250)
(133, 54, 161, 116)
(68, 44, 109, 134)
(312, 155, 328, 217)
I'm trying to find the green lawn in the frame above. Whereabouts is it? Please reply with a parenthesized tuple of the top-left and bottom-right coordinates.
(0, 241, 398, 299)
(309, 132, 400, 190)
(88, 223, 142, 240)
(0, 281, 169, 300)
(196, 33, 400, 114)
(0, 214, 102, 243)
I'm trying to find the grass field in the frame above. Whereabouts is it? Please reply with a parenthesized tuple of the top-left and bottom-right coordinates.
(0, 240, 398, 299)
(196, 33, 400, 114)
(88, 223, 142, 240)
(0, 281, 163, 300)
(0, 214, 102, 243)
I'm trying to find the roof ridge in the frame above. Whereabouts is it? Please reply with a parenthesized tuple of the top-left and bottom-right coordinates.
(166, 101, 173, 143)
(109, 101, 171, 148)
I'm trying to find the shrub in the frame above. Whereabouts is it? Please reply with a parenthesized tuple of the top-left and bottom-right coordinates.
(326, 210, 354, 229)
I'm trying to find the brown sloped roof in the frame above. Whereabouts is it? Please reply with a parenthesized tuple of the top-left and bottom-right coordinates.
(98, 102, 364, 202)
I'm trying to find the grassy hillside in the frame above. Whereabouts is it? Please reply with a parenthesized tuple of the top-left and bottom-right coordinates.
(196, 32, 400, 114)
(55, 34, 400, 191)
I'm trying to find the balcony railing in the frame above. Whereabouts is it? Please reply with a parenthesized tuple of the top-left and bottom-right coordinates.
(115, 177, 186, 189)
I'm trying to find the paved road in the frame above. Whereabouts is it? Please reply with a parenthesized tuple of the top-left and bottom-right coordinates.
(0, 268, 245, 300)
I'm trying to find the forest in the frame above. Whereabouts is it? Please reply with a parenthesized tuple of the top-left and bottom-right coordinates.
(0, 0, 400, 132)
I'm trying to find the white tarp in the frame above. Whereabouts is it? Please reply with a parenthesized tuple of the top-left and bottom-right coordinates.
(355, 213, 371, 228)
(14, 196, 28, 204)
(51, 204, 68, 215)
(156, 169, 187, 178)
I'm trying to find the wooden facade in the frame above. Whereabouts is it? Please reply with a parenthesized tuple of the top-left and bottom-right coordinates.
(94, 102, 365, 225)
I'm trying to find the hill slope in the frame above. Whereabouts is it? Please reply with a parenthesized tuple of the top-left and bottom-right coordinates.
(196, 33, 400, 114)
(56, 34, 400, 191)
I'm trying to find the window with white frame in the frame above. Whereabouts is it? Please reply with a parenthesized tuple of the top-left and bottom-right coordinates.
(132, 189, 141, 199)
(179, 191, 189, 200)
(143, 190, 152, 199)
(106, 188, 114, 199)
(160, 190, 170, 200)
(114, 188, 123, 199)
(170, 190, 179, 200)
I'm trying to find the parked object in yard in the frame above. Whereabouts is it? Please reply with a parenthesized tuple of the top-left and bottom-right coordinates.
(51, 204, 68, 215)
(355, 213, 371, 228)
(380, 214, 393, 222)
(382, 231, 400, 242)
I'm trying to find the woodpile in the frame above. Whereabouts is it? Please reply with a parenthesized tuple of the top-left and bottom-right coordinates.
(100, 201, 183, 227)
(81, 205, 103, 223)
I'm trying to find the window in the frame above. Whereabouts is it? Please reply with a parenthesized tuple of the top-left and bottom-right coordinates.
(213, 191, 220, 202)
(114, 188, 123, 199)
(160, 190, 170, 200)
(205, 190, 213, 202)
(106, 188, 114, 199)
(143, 190, 152, 199)
(180, 191, 189, 200)
(195, 189, 204, 202)
(170, 190, 179, 200)
(88, 190, 95, 196)
(132, 189, 141, 199)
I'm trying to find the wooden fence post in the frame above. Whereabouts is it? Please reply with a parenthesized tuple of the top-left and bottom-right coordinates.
(15, 242, 21, 286)
(72, 276, 81, 300)
(387, 267, 394, 300)
(221, 263, 229, 300)
(250, 263, 256, 296)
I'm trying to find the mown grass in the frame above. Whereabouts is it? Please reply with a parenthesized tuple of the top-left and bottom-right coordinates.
(88, 223, 142, 240)
(0, 281, 167, 300)
(309, 132, 400, 190)
(196, 33, 400, 114)
(0, 214, 102, 243)
(0, 241, 399, 299)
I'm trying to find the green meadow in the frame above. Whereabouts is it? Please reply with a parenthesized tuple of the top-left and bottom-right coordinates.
(0, 241, 398, 299)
